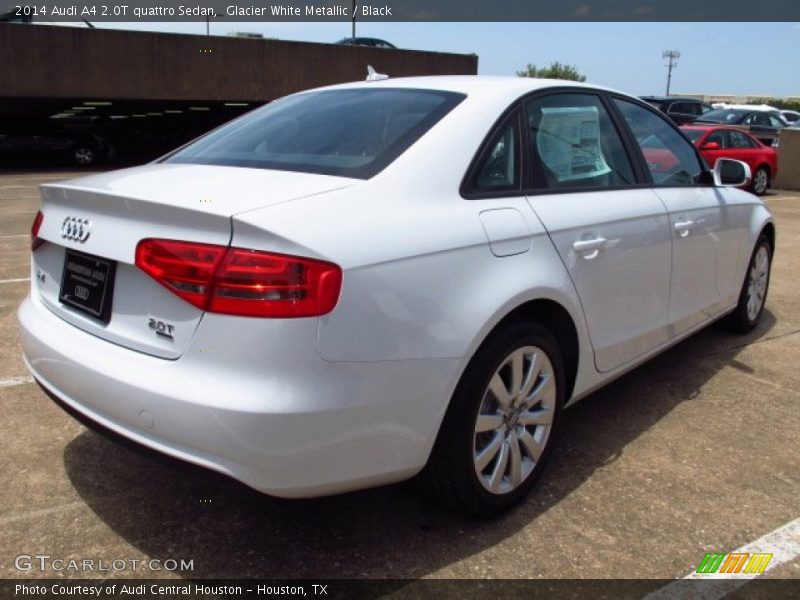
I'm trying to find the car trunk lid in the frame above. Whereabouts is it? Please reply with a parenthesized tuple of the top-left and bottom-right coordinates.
(32, 164, 354, 359)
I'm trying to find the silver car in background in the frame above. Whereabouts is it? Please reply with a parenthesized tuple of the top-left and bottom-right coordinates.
(19, 77, 774, 515)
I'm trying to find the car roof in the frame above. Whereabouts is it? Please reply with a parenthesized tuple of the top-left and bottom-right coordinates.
(310, 75, 624, 104)
(641, 96, 703, 102)
(713, 103, 779, 112)
(682, 124, 751, 131)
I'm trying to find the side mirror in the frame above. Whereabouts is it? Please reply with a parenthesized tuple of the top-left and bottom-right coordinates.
(712, 158, 751, 187)
(701, 142, 720, 150)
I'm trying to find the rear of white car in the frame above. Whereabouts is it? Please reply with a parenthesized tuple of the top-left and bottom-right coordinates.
(20, 164, 467, 497)
(18, 85, 481, 497)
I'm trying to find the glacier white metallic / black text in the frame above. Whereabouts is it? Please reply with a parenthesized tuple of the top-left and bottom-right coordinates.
(19, 77, 775, 515)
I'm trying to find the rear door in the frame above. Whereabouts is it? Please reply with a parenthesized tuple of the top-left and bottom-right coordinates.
(523, 91, 672, 373)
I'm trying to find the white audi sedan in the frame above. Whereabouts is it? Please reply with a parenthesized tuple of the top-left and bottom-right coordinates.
(19, 77, 774, 515)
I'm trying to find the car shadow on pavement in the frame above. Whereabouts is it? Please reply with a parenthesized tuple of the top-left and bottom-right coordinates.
(62, 311, 777, 579)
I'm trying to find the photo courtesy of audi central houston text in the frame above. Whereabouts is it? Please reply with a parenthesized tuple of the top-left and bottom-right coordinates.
(19, 76, 775, 516)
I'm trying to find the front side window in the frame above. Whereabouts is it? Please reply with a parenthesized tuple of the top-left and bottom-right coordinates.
(165, 89, 465, 179)
(704, 129, 729, 147)
(685, 103, 704, 116)
(614, 99, 704, 186)
(745, 113, 770, 126)
(525, 94, 635, 190)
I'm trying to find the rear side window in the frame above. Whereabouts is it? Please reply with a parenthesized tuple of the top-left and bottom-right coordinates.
(525, 93, 635, 190)
(614, 99, 704, 186)
(469, 118, 520, 192)
(729, 130, 758, 148)
(165, 89, 465, 179)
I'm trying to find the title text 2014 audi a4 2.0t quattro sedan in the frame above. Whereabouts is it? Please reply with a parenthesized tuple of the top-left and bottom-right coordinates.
(19, 77, 774, 516)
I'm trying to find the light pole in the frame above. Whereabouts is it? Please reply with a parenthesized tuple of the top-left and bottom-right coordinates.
(351, 1, 358, 38)
(205, 12, 218, 36)
(663, 50, 680, 96)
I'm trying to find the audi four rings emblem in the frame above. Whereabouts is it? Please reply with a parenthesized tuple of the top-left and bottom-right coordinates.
(61, 217, 92, 242)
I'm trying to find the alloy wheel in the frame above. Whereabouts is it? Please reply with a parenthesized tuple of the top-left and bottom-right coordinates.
(473, 346, 556, 495)
(753, 168, 768, 195)
(74, 147, 94, 166)
(746, 246, 769, 321)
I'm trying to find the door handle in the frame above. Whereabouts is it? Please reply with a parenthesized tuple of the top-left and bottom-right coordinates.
(573, 237, 607, 259)
(674, 220, 695, 238)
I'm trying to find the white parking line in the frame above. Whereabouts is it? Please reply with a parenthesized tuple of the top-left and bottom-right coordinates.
(645, 517, 800, 599)
(0, 234, 29, 238)
(0, 376, 34, 389)
(0, 277, 30, 284)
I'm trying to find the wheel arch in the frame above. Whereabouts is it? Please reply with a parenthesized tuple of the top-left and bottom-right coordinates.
(755, 162, 771, 178)
(466, 297, 581, 405)
(760, 220, 776, 255)
(503, 299, 579, 403)
(739, 208, 775, 285)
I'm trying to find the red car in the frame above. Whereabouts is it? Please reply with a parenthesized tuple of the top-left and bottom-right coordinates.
(681, 125, 778, 195)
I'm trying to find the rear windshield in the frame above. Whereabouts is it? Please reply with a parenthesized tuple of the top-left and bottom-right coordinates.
(164, 88, 465, 179)
(697, 109, 747, 123)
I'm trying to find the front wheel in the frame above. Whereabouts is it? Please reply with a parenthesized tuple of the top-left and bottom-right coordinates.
(725, 235, 772, 333)
(425, 321, 565, 516)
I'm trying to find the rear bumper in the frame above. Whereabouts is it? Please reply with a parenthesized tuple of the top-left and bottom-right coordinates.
(18, 293, 461, 497)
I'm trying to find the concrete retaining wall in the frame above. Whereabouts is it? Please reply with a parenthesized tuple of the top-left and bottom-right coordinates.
(0, 24, 478, 102)
(776, 128, 800, 191)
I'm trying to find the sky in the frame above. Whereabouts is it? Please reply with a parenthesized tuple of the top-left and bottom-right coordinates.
(91, 21, 800, 98)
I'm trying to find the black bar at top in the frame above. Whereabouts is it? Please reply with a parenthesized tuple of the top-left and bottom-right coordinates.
(1, 0, 799, 22)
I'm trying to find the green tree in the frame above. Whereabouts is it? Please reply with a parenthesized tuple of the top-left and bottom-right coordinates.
(516, 62, 586, 82)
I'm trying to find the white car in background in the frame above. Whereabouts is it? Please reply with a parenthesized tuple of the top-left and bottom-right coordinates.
(19, 76, 774, 515)
(780, 109, 800, 125)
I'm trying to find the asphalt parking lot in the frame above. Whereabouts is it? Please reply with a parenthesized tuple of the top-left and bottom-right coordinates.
(0, 170, 798, 583)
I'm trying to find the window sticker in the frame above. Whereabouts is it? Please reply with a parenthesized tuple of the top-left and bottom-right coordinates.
(536, 107, 611, 182)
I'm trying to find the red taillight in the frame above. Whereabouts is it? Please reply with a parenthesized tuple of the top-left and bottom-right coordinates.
(31, 211, 44, 251)
(135, 240, 227, 310)
(135, 239, 342, 318)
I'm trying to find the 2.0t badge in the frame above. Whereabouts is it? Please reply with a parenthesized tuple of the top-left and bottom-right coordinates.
(148, 317, 175, 340)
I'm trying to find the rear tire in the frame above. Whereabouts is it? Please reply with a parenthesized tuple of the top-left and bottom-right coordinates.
(424, 320, 565, 516)
(73, 146, 95, 167)
(751, 166, 769, 196)
(725, 235, 771, 333)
